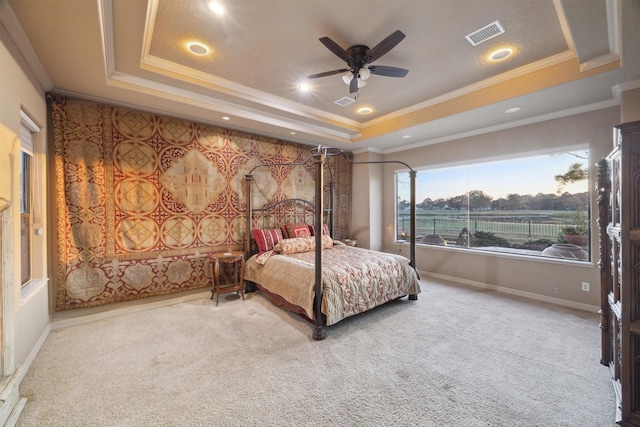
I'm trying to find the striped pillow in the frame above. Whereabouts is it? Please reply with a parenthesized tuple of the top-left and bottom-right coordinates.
(252, 228, 283, 253)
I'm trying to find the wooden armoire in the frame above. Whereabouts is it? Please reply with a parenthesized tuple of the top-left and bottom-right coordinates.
(598, 120, 640, 426)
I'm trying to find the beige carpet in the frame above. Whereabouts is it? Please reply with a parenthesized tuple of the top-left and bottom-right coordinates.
(17, 279, 616, 426)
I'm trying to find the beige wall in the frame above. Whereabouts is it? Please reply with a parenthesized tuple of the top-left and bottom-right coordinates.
(0, 29, 50, 373)
(351, 151, 384, 250)
(375, 107, 621, 309)
(621, 87, 640, 123)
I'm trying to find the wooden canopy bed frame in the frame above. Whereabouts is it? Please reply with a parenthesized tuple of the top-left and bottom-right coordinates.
(244, 147, 419, 340)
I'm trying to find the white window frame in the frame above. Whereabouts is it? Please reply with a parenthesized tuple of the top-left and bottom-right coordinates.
(395, 146, 591, 263)
(19, 111, 48, 300)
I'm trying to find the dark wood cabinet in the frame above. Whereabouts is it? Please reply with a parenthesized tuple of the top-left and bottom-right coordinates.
(598, 120, 640, 426)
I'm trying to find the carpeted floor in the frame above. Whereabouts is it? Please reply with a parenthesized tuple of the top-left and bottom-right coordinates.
(17, 278, 616, 426)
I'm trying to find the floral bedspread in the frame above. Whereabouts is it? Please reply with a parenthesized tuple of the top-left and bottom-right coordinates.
(244, 245, 420, 325)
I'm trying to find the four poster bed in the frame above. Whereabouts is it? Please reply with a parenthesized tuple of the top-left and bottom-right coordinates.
(243, 147, 420, 340)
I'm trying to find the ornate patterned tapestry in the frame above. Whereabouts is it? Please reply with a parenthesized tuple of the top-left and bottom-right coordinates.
(50, 95, 351, 311)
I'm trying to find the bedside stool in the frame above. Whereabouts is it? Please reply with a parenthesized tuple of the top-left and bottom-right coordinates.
(210, 251, 245, 306)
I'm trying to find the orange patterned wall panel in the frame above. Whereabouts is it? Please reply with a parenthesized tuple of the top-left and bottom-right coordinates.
(50, 95, 352, 310)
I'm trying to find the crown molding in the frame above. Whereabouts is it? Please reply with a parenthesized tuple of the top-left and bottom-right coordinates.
(612, 79, 640, 100)
(0, 0, 53, 91)
(364, 51, 576, 127)
(383, 98, 619, 155)
(92, 0, 362, 143)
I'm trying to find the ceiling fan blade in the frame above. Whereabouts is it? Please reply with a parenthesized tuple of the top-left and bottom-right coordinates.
(307, 69, 349, 79)
(350, 76, 358, 93)
(363, 30, 405, 64)
(319, 37, 353, 66)
(368, 65, 409, 78)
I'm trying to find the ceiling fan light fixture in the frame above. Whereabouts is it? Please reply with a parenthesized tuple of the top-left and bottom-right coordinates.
(310, 30, 408, 93)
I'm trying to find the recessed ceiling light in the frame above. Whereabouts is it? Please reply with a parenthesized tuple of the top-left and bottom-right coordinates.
(297, 83, 312, 92)
(207, 1, 225, 15)
(402, 134, 413, 139)
(357, 107, 373, 115)
(487, 47, 514, 62)
(222, 116, 230, 121)
(290, 131, 296, 135)
(186, 41, 211, 56)
(505, 106, 522, 114)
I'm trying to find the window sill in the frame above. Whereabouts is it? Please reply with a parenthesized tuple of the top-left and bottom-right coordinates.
(396, 240, 595, 267)
(20, 277, 49, 303)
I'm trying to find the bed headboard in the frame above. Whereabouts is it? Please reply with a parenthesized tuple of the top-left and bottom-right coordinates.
(246, 196, 320, 256)
(251, 198, 316, 227)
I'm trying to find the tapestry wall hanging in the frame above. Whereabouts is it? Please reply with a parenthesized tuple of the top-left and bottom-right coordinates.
(50, 95, 352, 311)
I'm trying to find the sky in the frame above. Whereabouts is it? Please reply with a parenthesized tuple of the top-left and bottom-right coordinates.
(397, 149, 590, 202)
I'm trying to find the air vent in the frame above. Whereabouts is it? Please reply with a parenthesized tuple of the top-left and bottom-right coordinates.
(465, 21, 504, 46)
(334, 96, 355, 107)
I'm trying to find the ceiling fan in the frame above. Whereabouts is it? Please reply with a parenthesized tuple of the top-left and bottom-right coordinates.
(307, 30, 409, 94)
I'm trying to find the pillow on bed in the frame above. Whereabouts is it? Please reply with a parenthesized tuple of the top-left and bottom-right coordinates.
(282, 222, 311, 239)
(252, 228, 283, 253)
(308, 223, 331, 237)
(273, 235, 333, 254)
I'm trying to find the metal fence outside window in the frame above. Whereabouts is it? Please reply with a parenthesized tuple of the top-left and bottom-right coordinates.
(398, 214, 567, 242)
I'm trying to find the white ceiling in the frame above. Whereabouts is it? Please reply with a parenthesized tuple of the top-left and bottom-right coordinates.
(1, 0, 631, 153)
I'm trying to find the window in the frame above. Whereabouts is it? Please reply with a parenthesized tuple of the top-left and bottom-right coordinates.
(20, 150, 32, 285)
(396, 148, 591, 261)
(19, 111, 43, 292)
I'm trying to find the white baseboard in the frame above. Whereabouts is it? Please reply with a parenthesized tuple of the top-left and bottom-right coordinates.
(4, 397, 26, 427)
(0, 364, 29, 427)
(17, 324, 51, 384)
(419, 270, 600, 313)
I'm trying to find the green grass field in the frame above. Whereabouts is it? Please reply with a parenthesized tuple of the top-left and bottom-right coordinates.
(398, 209, 586, 243)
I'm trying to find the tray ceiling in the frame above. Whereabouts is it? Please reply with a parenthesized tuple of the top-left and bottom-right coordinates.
(3, 0, 627, 152)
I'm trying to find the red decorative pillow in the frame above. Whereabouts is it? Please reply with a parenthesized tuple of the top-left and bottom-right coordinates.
(309, 223, 330, 237)
(289, 224, 311, 238)
(252, 228, 283, 253)
(282, 222, 311, 239)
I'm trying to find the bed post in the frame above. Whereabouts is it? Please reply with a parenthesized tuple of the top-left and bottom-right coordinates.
(409, 170, 419, 299)
(245, 174, 253, 257)
(313, 150, 326, 340)
(329, 180, 335, 237)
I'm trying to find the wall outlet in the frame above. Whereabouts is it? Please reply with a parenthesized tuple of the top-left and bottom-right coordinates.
(581, 282, 590, 292)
